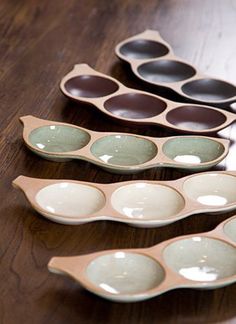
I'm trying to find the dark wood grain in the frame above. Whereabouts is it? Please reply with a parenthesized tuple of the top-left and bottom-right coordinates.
(0, 1, 236, 323)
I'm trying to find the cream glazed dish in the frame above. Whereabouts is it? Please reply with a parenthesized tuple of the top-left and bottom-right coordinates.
(12, 171, 236, 227)
(60, 64, 236, 134)
(115, 30, 236, 108)
(20, 116, 229, 174)
(48, 216, 236, 302)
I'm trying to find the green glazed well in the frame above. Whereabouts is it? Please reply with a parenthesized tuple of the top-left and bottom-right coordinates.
(29, 125, 91, 153)
(90, 134, 157, 166)
(162, 137, 225, 164)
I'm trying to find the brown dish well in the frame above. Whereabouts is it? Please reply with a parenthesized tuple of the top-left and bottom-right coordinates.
(115, 30, 236, 107)
(60, 64, 236, 134)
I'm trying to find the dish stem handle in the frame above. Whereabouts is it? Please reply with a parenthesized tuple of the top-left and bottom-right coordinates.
(48, 256, 86, 278)
(12, 175, 32, 192)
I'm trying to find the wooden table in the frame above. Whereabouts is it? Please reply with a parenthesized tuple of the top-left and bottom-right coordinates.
(1, 1, 236, 323)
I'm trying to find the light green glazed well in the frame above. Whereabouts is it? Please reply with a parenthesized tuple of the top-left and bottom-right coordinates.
(29, 125, 91, 153)
(163, 237, 236, 282)
(162, 137, 225, 164)
(90, 134, 157, 166)
(224, 218, 236, 243)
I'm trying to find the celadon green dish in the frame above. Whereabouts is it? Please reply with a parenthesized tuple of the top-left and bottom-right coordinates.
(46, 215, 236, 302)
(20, 115, 229, 174)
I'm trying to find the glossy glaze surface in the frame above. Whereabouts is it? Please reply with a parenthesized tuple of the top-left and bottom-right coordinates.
(104, 93, 167, 119)
(36, 183, 106, 217)
(163, 237, 236, 281)
(90, 134, 158, 166)
(64, 75, 119, 98)
(29, 125, 91, 152)
(117, 31, 236, 106)
(162, 137, 225, 164)
(138, 60, 196, 83)
(48, 216, 236, 303)
(182, 78, 236, 101)
(183, 174, 236, 206)
(119, 39, 169, 59)
(86, 252, 165, 295)
(166, 106, 227, 130)
(22, 116, 229, 172)
(111, 183, 185, 219)
(14, 172, 236, 227)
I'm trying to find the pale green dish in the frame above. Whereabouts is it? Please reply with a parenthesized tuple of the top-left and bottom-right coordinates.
(224, 218, 236, 243)
(29, 125, 91, 152)
(90, 134, 158, 166)
(162, 137, 225, 164)
(23, 116, 229, 174)
(29, 125, 91, 162)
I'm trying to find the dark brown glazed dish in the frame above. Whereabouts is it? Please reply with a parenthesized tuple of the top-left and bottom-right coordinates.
(60, 64, 236, 134)
(104, 93, 167, 119)
(166, 106, 227, 131)
(138, 60, 196, 83)
(64, 75, 119, 98)
(115, 30, 236, 107)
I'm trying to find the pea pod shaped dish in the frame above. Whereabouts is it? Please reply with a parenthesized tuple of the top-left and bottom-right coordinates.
(20, 116, 229, 174)
(60, 64, 236, 133)
(13, 171, 236, 227)
(48, 215, 236, 302)
(115, 30, 236, 108)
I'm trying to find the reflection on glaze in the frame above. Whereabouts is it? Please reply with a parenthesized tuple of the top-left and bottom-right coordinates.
(197, 195, 227, 206)
(98, 154, 113, 163)
(111, 183, 185, 220)
(174, 121, 211, 130)
(86, 252, 165, 295)
(99, 283, 119, 294)
(91, 135, 157, 166)
(36, 182, 106, 217)
(163, 237, 236, 282)
(174, 155, 201, 164)
(179, 266, 218, 281)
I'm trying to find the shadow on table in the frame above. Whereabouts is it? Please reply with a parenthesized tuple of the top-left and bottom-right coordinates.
(40, 283, 236, 324)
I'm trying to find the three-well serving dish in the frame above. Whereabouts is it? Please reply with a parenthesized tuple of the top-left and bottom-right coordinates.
(13, 171, 236, 227)
(48, 215, 236, 302)
(116, 30, 236, 107)
(60, 64, 236, 133)
(20, 115, 229, 173)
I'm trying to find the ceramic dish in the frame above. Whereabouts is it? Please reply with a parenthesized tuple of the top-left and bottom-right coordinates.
(48, 215, 236, 302)
(60, 64, 236, 134)
(12, 171, 236, 227)
(20, 116, 229, 174)
(115, 30, 236, 107)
